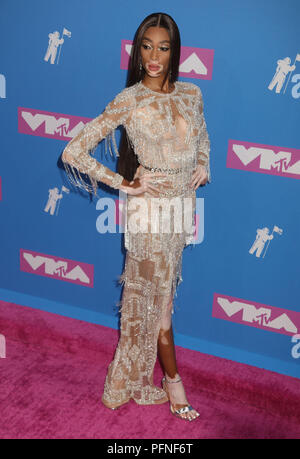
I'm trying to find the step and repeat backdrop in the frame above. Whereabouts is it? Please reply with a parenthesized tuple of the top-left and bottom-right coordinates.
(0, 0, 299, 378)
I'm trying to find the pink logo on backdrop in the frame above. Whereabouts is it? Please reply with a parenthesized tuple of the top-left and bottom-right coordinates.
(212, 293, 300, 336)
(18, 107, 92, 141)
(20, 249, 94, 287)
(121, 40, 214, 80)
(227, 140, 300, 179)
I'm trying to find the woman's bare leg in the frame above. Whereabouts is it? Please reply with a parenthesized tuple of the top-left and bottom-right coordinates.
(157, 297, 200, 420)
(157, 296, 178, 378)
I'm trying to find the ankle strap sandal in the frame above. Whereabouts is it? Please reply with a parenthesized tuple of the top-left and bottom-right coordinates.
(161, 377, 200, 422)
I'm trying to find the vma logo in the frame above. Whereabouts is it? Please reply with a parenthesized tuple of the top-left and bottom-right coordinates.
(227, 140, 300, 179)
(20, 249, 94, 287)
(121, 40, 214, 80)
(213, 294, 300, 336)
(18, 107, 92, 141)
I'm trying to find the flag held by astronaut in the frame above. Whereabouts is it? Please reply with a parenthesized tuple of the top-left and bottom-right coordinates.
(63, 28, 72, 38)
(273, 225, 283, 235)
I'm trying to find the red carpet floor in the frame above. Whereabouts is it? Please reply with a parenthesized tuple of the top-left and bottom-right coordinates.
(0, 300, 300, 439)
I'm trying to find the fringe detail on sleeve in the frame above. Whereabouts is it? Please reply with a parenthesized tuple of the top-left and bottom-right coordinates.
(62, 128, 121, 198)
(63, 161, 99, 197)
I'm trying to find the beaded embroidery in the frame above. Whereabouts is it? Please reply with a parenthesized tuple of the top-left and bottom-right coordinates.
(61, 80, 211, 406)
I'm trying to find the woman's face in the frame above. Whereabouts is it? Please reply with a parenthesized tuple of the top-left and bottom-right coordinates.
(140, 26, 171, 79)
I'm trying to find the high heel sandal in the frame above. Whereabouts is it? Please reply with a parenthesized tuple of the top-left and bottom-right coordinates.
(161, 376, 200, 421)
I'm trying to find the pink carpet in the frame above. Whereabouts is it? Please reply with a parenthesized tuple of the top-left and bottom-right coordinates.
(0, 300, 300, 439)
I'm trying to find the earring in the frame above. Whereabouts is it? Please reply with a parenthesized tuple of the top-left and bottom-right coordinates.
(140, 62, 143, 71)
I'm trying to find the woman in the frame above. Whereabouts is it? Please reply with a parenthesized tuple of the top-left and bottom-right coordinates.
(62, 12, 211, 422)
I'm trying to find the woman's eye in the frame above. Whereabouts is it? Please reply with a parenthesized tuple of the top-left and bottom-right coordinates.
(141, 44, 169, 52)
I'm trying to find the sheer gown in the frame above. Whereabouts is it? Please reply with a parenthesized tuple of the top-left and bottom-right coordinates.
(61, 80, 211, 407)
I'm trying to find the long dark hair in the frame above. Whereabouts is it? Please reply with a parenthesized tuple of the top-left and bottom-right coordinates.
(117, 12, 181, 181)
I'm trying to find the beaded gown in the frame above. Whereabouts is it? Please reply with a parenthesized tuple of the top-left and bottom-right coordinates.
(62, 80, 211, 407)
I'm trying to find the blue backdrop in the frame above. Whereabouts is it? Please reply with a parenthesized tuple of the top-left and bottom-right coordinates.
(0, 0, 299, 378)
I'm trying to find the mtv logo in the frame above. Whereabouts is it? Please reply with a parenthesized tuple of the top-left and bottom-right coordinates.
(18, 107, 92, 141)
(213, 293, 300, 336)
(120, 40, 214, 80)
(227, 140, 300, 179)
(20, 248, 94, 287)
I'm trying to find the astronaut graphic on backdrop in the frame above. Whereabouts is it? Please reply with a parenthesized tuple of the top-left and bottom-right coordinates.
(249, 225, 283, 258)
(249, 227, 274, 258)
(44, 187, 63, 215)
(268, 56, 296, 94)
(44, 28, 71, 65)
(44, 31, 64, 64)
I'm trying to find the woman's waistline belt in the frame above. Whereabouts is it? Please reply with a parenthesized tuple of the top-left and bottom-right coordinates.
(139, 162, 183, 175)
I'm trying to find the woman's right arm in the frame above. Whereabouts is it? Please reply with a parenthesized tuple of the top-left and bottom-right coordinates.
(62, 88, 134, 196)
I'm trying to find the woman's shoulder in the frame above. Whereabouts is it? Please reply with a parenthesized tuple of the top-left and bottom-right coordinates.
(176, 80, 202, 97)
(103, 83, 139, 112)
(176, 81, 201, 94)
(113, 82, 140, 103)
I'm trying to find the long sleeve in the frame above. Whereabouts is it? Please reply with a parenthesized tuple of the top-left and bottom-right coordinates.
(61, 87, 135, 196)
(194, 85, 211, 183)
